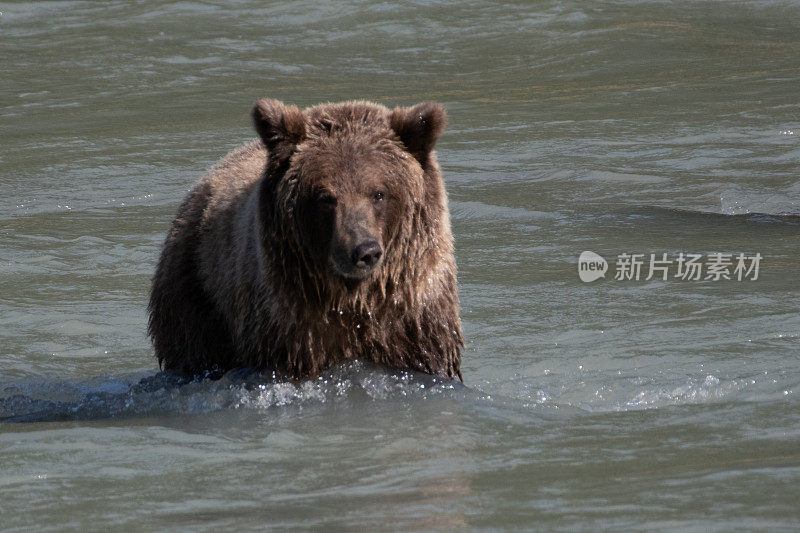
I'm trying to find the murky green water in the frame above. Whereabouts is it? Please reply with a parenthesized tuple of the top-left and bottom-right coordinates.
(2, 1, 799, 530)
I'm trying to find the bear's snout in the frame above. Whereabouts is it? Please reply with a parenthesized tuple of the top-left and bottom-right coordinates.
(352, 240, 382, 270)
(332, 236, 383, 280)
(328, 200, 385, 281)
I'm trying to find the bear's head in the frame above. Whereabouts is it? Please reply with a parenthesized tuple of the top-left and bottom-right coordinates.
(252, 98, 447, 292)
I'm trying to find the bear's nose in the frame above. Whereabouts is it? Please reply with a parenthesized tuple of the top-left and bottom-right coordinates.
(352, 241, 382, 269)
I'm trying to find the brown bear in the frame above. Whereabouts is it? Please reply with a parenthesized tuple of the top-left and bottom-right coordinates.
(148, 98, 463, 381)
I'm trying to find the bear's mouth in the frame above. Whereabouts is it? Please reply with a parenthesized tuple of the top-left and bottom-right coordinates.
(331, 260, 378, 285)
(342, 277, 362, 291)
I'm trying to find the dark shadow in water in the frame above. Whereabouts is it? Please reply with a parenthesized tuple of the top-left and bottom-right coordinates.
(1, 371, 196, 423)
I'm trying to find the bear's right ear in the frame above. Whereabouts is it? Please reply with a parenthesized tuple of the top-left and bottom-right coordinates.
(252, 98, 306, 161)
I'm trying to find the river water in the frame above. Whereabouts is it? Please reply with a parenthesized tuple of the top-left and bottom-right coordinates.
(2, 1, 799, 530)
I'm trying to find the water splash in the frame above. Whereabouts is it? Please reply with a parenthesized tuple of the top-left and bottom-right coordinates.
(0, 361, 462, 423)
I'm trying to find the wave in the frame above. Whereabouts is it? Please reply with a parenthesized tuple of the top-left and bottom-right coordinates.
(633, 204, 800, 225)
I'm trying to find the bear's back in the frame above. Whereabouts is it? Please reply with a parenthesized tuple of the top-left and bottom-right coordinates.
(190, 140, 271, 313)
(200, 140, 267, 216)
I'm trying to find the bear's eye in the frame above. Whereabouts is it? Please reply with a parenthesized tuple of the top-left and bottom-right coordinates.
(317, 194, 337, 208)
(372, 191, 385, 203)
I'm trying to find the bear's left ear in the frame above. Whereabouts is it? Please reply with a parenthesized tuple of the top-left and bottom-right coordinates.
(390, 102, 447, 166)
(252, 98, 307, 162)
